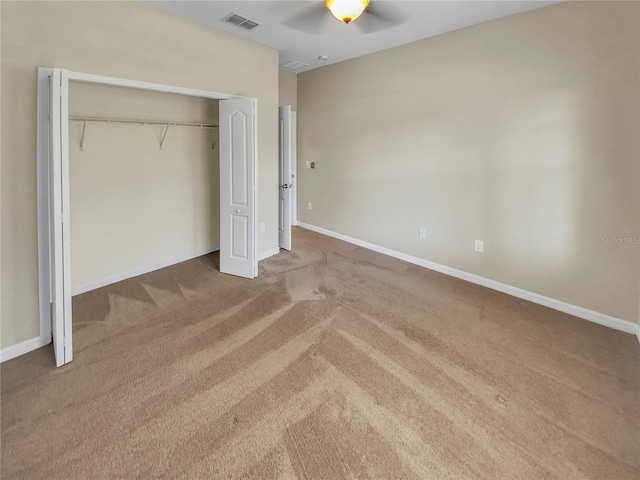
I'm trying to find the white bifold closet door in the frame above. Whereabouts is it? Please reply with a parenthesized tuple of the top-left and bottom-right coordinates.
(49, 68, 73, 367)
(219, 98, 258, 279)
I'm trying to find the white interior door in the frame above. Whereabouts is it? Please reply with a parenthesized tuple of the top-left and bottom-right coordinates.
(219, 97, 257, 279)
(278, 106, 292, 251)
(49, 68, 73, 366)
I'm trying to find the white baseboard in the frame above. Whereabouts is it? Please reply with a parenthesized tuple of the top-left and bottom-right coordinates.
(72, 246, 220, 296)
(0, 336, 51, 363)
(297, 222, 640, 338)
(258, 247, 280, 262)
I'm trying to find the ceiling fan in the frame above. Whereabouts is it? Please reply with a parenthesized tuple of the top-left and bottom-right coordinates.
(284, 0, 405, 35)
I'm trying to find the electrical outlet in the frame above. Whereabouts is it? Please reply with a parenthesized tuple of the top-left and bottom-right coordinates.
(474, 239, 484, 253)
(419, 227, 426, 239)
(307, 202, 313, 211)
(259, 222, 266, 233)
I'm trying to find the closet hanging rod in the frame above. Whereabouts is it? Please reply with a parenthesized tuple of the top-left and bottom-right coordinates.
(69, 116, 218, 128)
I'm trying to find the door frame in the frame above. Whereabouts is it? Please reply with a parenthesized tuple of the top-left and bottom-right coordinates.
(37, 68, 258, 366)
(291, 111, 298, 226)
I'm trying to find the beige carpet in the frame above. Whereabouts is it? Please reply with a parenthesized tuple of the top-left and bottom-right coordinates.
(2, 227, 639, 479)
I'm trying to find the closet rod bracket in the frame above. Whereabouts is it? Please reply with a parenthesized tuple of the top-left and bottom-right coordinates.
(80, 120, 87, 151)
(159, 124, 170, 150)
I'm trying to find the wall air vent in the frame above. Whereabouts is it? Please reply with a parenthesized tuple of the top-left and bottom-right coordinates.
(222, 12, 261, 31)
(279, 60, 308, 71)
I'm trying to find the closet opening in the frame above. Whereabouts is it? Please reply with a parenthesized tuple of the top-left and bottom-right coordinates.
(68, 82, 222, 296)
(37, 68, 258, 367)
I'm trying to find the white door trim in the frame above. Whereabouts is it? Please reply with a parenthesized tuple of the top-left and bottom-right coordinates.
(66, 71, 234, 100)
(36, 68, 53, 350)
(36, 68, 258, 366)
(291, 111, 298, 226)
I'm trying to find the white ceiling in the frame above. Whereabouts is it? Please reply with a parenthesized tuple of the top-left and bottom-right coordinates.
(145, 0, 560, 74)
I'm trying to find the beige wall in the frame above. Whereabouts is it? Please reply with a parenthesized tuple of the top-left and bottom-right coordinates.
(69, 83, 219, 290)
(279, 71, 298, 110)
(1, 1, 279, 349)
(297, 1, 640, 324)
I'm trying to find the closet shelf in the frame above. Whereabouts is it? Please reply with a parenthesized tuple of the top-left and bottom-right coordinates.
(69, 116, 219, 151)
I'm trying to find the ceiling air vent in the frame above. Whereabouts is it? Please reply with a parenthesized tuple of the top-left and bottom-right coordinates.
(222, 12, 261, 31)
(279, 60, 308, 71)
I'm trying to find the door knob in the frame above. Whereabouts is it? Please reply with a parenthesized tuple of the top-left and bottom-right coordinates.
(280, 184, 289, 189)
(236, 209, 241, 213)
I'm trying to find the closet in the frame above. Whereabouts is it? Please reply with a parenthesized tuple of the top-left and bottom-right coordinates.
(68, 82, 220, 294)
(38, 68, 259, 366)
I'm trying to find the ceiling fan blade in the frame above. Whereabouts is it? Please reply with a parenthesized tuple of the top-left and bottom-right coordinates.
(283, 4, 332, 35)
(355, 2, 406, 34)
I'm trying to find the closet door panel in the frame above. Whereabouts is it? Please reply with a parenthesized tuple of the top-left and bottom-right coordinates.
(49, 68, 72, 366)
(219, 98, 256, 279)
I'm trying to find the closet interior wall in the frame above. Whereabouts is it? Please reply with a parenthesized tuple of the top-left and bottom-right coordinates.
(69, 82, 220, 293)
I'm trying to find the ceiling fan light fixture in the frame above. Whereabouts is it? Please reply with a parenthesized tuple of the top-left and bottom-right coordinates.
(326, 0, 370, 24)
